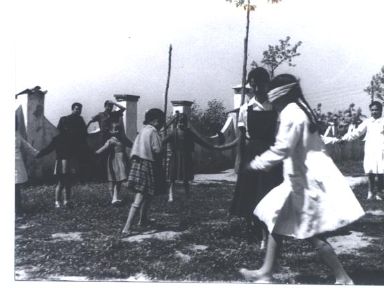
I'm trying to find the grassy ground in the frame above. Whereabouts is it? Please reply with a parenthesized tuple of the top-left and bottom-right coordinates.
(15, 162, 384, 284)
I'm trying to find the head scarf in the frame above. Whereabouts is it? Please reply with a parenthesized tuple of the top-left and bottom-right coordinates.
(267, 79, 320, 133)
(267, 82, 297, 103)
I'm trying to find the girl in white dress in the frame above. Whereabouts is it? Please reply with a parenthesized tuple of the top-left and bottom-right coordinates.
(342, 101, 384, 200)
(95, 122, 129, 206)
(239, 74, 365, 284)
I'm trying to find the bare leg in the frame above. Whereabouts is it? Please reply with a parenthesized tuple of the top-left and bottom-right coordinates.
(112, 182, 122, 204)
(55, 179, 64, 208)
(260, 226, 268, 250)
(308, 237, 353, 284)
(139, 195, 153, 226)
(63, 176, 71, 207)
(109, 182, 114, 199)
(122, 192, 143, 234)
(367, 173, 375, 199)
(168, 181, 175, 202)
(239, 233, 282, 282)
(376, 174, 383, 200)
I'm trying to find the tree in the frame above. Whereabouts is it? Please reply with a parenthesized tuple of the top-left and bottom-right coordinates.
(226, 0, 283, 172)
(189, 102, 204, 133)
(364, 66, 384, 102)
(201, 99, 227, 136)
(189, 99, 227, 136)
(227, 0, 281, 6)
(251, 36, 302, 77)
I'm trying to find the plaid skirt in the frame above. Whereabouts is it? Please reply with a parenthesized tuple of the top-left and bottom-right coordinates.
(127, 156, 166, 196)
(128, 156, 156, 196)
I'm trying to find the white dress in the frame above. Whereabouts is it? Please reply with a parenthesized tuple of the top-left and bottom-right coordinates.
(342, 117, 384, 174)
(15, 132, 38, 184)
(252, 103, 365, 239)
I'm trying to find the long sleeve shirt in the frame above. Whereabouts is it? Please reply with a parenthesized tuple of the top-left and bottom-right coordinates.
(130, 125, 162, 161)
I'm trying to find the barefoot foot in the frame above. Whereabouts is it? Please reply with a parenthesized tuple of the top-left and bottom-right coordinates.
(335, 278, 354, 285)
(239, 268, 273, 283)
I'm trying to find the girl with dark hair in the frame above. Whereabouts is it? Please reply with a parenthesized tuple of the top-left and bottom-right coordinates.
(122, 108, 165, 235)
(95, 122, 129, 206)
(232, 67, 283, 248)
(342, 101, 384, 200)
(36, 118, 78, 208)
(239, 74, 364, 284)
(163, 112, 218, 202)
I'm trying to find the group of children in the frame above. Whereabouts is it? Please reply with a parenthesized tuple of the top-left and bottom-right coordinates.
(15, 67, 383, 284)
(15, 100, 198, 234)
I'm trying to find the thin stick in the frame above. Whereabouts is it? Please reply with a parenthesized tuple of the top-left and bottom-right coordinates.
(240, 0, 251, 106)
(236, 0, 251, 172)
(163, 44, 173, 136)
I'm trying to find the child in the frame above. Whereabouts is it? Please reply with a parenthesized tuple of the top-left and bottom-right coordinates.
(239, 74, 365, 284)
(232, 67, 283, 248)
(341, 101, 384, 200)
(36, 120, 77, 208)
(122, 108, 165, 235)
(95, 122, 129, 205)
(163, 112, 216, 202)
(15, 119, 38, 215)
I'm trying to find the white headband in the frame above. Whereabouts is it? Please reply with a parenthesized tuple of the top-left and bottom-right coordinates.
(267, 82, 297, 103)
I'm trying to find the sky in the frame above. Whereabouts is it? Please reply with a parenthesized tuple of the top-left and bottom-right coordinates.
(13, 0, 384, 126)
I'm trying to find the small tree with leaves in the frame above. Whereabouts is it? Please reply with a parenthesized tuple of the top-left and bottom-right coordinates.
(200, 99, 227, 136)
(251, 36, 302, 77)
(364, 66, 384, 102)
(189, 99, 227, 136)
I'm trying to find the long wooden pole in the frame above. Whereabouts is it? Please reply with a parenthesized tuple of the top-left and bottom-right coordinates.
(235, 0, 251, 173)
(163, 44, 173, 136)
(240, 0, 251, 106)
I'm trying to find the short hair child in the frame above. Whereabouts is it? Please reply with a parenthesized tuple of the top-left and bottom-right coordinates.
(122, 108, 165, 234)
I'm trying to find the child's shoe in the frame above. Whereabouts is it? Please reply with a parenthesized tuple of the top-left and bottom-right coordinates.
(138, 218, 156, 227)
(112, 199, 122, 207)
(63, 200, 72, 208)
(121, 229, 132, 237)
(374, 194, 383, 200)
(367, 191, 373, 200)
(55, 201, 61, 208)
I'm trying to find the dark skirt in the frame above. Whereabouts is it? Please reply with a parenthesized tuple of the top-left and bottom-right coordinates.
(230, 139, 283, 218)
(54, 159, 78, 175)
(168, 149, 194, 181)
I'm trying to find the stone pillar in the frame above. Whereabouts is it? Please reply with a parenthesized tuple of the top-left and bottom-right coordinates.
(232, 83, 252, 109)
(232, 84, 252, 174)
(26, 89, 48, 178)
(171, 100, 194, 117)
(27, 89, 47, 148)
(114, 94, 140, 142)
(231, 84, 253, 126)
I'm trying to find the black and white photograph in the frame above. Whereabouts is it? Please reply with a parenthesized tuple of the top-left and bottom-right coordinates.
(7, 0, 384, 286)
